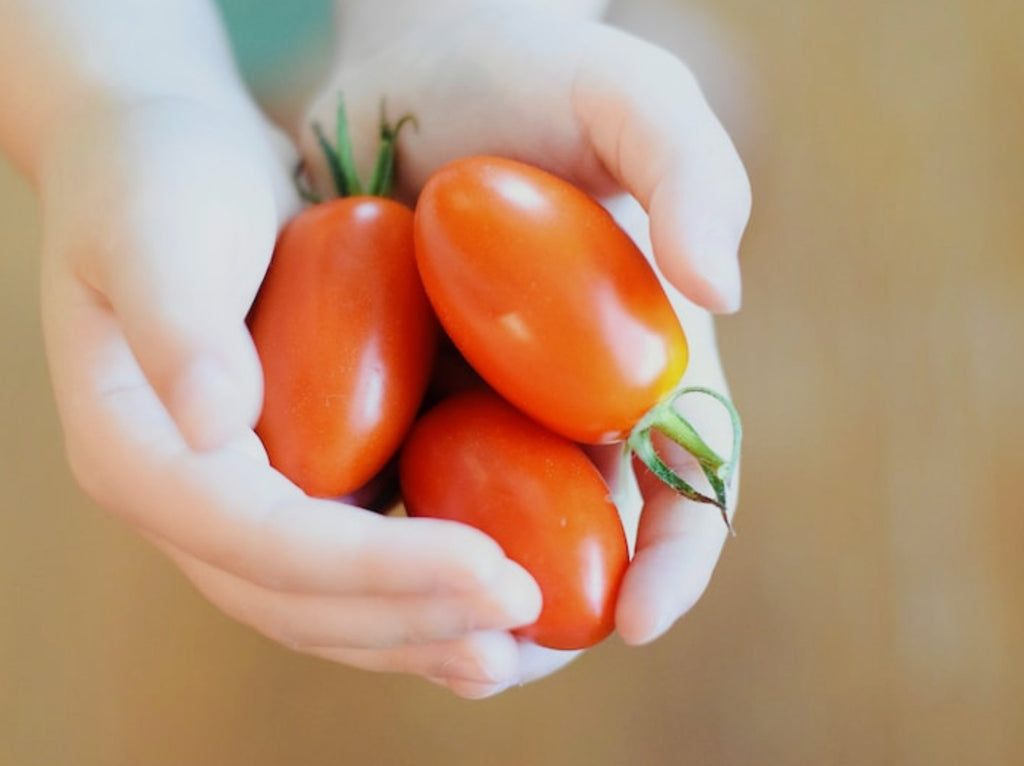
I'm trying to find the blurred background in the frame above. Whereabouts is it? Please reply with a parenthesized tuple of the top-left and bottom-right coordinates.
(2, 0, 1022, 763)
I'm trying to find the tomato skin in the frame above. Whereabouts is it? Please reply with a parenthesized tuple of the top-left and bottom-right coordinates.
(399, 389, 630, 650)
(248, 197, 436, 498)
(414, 156, 689, 445)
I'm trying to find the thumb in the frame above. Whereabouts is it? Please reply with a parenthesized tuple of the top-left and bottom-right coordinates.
(54, 100, 283, 450)
(109, 274, 266, 453)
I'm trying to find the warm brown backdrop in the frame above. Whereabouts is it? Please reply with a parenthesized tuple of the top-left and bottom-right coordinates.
(2, 0, 1022, 764)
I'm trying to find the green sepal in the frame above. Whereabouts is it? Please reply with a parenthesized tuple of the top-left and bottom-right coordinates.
(312, 122, 349, 197)
(627, 386, 742, 534)
(333, 98, 363, 197)
(304, 95, 417, 201)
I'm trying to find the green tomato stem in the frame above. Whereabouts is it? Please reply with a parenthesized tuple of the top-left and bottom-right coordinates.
(626, 386, 743, 534)
(307, 95, 416, 200)
(333, 98, 363, 196)
(313, 121, 350, 197)
(368, 104, 418, 197)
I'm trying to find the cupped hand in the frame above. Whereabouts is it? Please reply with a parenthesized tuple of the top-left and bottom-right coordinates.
(36, 95, 542, 699)
(305, 4, 749, 312)
(303, 4, 749, 689)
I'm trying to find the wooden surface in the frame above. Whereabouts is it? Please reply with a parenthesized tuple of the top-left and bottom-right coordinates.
(1, 0, 1021, 763)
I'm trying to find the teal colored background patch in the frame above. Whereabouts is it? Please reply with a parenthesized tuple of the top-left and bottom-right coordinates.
(214, 0, 332, 87)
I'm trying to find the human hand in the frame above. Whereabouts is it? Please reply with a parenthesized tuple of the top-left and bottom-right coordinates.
(36, 95, 542, 699)
(303, 2, 750, 687)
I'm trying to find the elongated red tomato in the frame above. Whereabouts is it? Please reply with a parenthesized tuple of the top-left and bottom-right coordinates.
(400, 389, 630, 650)
(249, 197, 436, 497)
(414, 156, 689, 445)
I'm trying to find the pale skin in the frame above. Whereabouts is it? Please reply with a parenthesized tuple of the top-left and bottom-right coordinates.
(0, 0, 750, 698)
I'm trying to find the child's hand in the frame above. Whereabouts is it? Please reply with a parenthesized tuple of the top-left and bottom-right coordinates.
(305, 3, 749, 313)
(36, 96, 542, 699)
(303, 3, 750, 686)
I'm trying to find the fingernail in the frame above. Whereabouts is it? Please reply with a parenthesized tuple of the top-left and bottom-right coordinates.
(172, 357, 246, 450)
(645, 611, 677, 644)
(700, 250, 742, 313)
(426, 676, 511, 699)
(441, 654, 503, 685)
(446, 678, 512, 699)
(449, 655, 494, 683)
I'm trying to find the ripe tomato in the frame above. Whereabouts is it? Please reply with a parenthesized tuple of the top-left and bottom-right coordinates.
(399, 389, 630, 650)
(248, 198, 436, 497)
(413, 155, 689, 445)
(248, 101, 435, 498)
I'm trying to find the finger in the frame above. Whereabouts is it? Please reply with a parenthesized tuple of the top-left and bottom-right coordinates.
(515, 640, 584, 685)
(615, 473, 732, 645)
(313, 18, 750, 311)
(42, 273, 543, 611)
(616, 393, 739, 646)
(573, 25, 751, 312)
(143, 455, 541, 601)
(46, 99, 281, 451)
(309, 631, 522, 699)
(602, 195, 740, 644)
(157, 542, 541, 650)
